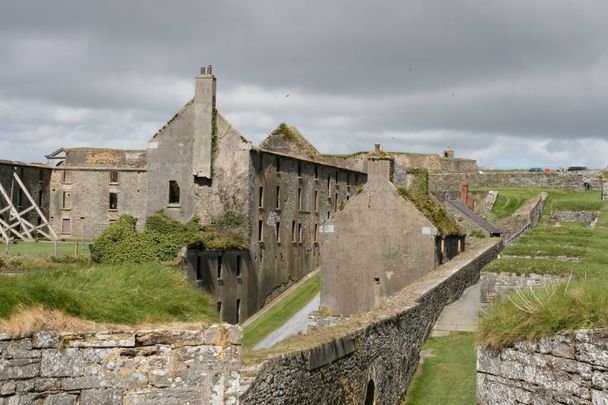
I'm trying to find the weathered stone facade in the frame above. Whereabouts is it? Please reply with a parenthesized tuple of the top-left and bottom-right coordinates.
(478, 329, 608, 404)
(430, 170, 602, 192)
(320, 158, 465, 315)
(0, 325, 241, 404)
(480, 271, 568, 312)
(240, 239, 501, 404)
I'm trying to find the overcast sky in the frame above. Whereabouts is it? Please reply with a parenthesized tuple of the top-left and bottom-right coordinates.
(1, 1, 607, 168)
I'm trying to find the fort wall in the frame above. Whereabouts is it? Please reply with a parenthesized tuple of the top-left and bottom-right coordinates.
(0, 325, 241, 404)
(240, 239, 501, 404)
(477, 329, 608, 404)
(429, 170, 602, 192)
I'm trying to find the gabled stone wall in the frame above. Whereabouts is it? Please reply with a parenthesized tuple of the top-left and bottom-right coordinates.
(0, 325, 241, 404)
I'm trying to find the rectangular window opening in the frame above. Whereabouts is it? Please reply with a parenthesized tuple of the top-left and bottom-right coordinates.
(61, 170, 69, 183)
(258, 220, 264, 242)
(276, 156, 281, 172)
(297, 188, 302, 211)
(217, 301, 222, 319)
(298, 223, 303, 242)
(297, 162, 302, 177)
(169, 180, 180, 205)
(276, 221, 281, 242)
(196, 256, 203, 281)
(291, 221, 296, 242)
(314, 224, 318, 242)
(275, 186, 280, 209)
(61, 218, 71, 234)
(314, 166, 318, 179)
(62, 192, 71, 209)
(327, 175, 331, 192)
(236, 299, 241, 324)
(258, 186, 264, 208)
(109, 192, 118, 210)
(236, 255, 242, 277)
(110, 170, 119, 184)
(314, 190, 319, 212)
(334, 194, 339, 211)
(217, 255, 223, 279)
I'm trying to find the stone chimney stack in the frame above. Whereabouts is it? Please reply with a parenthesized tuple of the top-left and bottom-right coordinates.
(192, 65, 216, 179)
(367, 144, 392, 186)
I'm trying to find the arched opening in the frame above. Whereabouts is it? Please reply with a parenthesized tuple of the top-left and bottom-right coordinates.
(364, 379, 375, 405)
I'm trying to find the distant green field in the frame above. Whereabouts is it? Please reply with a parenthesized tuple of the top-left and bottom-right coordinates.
(473, 187, 602, 220)
(3, 241, 90, 257)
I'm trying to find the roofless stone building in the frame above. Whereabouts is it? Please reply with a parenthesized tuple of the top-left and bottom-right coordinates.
(0, 67, 474, 324)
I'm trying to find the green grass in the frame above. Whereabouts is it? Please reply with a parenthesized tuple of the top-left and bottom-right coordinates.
(0, 263, 218, 325)
(403, 332, 476, 405)
(478, 279, 608, 350)
(4, 241, 90, 257)
(474, 187, 601, 220)
(479, 197, 608, 348)
(243, 273, 320, 349)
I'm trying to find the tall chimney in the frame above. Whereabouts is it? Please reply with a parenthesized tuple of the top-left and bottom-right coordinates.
(374, 143, 381, 152)
(192, 66, 216, 178)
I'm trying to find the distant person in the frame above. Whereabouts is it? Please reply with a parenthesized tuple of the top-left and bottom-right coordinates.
(583, 176, 591, 191)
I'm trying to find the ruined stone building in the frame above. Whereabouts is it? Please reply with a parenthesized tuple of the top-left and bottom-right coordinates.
(320, 157, 466, 315)
(0, 67, 476, 324)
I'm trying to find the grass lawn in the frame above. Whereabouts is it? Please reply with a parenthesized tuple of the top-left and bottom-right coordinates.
(403, 332, 476, 405)
(4, 241, 90, 257)
(243, 273, 320, 349)
(473, 187, 601, 220)
(0, 263, 218, 327)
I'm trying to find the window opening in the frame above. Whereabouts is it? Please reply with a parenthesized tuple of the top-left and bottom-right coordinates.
(276, 221, 281, 242)
(236, 299, 241, 324)
(236, 255, 242, 277)
(109, 193, 118, 210)
(169, 181, 180, 204)
(217, 255, 223, 279)
(275, 186, 281, 208)
(110, 171, 119, 184)
(258, 186, 264, 208)
(258, 220, 263, 241)
(291, 221, 296, 242)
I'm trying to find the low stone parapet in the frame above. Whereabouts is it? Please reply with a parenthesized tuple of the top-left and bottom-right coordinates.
(0, 325, 241, 404)
(478, 329, 608, 404)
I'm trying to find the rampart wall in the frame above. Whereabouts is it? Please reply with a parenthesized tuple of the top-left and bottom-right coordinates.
(240, 239, 502, 404)
(0, 325, 241, 404)
(429, 171, 602, 192)
(478, 329, 608, 404)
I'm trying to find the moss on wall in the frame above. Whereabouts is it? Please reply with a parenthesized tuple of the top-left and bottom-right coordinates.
(397, 187, 464, 236)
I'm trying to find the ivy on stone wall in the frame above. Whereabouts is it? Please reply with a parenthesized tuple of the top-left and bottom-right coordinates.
(90, 211, 249, 264)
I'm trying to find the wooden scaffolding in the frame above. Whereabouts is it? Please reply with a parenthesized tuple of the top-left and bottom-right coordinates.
(0, 171, 57, 245)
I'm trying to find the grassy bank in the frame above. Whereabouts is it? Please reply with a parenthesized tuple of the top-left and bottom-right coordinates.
(243, 273, 320, 349)
(479, 194, 608, 348)
(0, 264, 218, 328)
(3, 241, 90, 257)
(474, 187, 601, 219)
(403, 332, 476, 405)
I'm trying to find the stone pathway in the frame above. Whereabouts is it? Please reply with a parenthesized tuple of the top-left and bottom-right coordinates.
(254, 294, 320, 350)
(431, 283, 480, 337)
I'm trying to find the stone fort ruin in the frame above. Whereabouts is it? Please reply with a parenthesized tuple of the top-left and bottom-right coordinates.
(1, 67, 600, 326)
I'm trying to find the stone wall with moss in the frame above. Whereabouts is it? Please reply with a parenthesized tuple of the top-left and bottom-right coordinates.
(240, 239, 502, 404)
(0, 325, 241, 404)
(478, 328, 608, 404)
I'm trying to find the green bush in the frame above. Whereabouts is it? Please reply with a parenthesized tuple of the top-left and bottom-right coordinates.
(90, 211, 249, 264)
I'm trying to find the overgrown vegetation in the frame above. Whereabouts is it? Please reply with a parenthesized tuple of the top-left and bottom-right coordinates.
(478, 194, 608, 349)
(269, 123, 320, 158)
(90, 211, 248, 264)
(243, 273, 320, 349)
(403, 332, 477, 405)
(0, 264, 218, 326)
(0, 254, 91, 273)
(397, 187, 464, 236)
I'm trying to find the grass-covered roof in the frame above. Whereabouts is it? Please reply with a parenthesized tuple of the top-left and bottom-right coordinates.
(397, 187, 465, 236)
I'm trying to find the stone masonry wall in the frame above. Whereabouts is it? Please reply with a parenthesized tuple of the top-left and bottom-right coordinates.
(0, 325, 241, 404)
(480, 272, 568, 312)
(549, 210, 598, 225)
(240, 239, 502, 404)
(478, 328, 608, 404)
(430, 171, 602, 192)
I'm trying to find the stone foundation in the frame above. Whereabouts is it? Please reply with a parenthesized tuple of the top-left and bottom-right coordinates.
(478, 329, 608, 404)
(0, 325, 241, 404)
(550, 210, 598, 225)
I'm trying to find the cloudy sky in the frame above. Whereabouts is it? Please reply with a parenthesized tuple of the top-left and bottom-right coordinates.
(1, 1, 607, 168)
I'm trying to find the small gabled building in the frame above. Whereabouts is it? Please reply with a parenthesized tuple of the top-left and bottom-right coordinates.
(319, 156, 465, 316)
